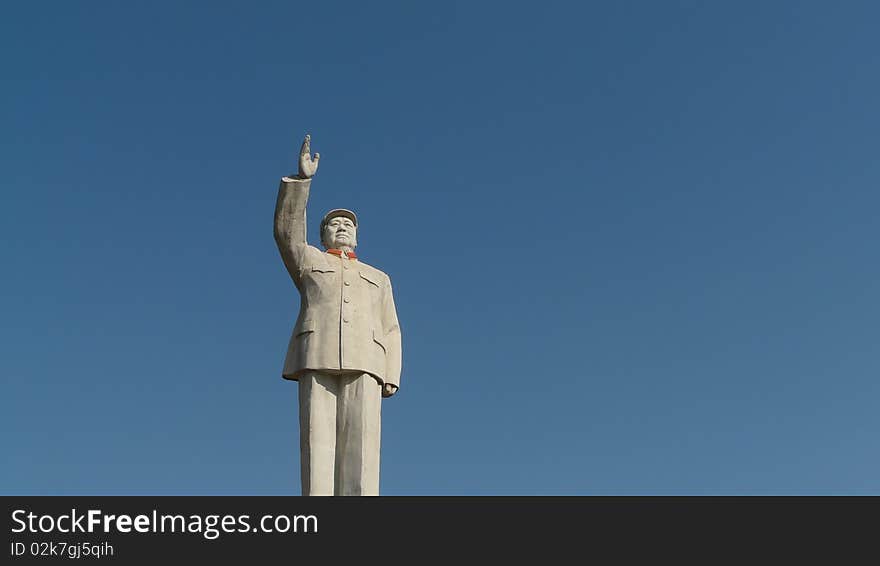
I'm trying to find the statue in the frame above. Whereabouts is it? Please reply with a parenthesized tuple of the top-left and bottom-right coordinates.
(273, 134, 402, 496)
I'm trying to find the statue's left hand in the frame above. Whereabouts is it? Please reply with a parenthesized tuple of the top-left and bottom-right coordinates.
(382, 383, 398, 398)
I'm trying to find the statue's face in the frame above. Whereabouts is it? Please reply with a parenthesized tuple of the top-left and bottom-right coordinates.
(322, 216, 357, 250)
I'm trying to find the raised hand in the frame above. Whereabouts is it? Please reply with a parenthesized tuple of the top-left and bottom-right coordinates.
(298, 134, 320, 179)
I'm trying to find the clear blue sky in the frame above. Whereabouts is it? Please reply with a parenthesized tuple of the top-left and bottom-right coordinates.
(2, 1, 878, 495)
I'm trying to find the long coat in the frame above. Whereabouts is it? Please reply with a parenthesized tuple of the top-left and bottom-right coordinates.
(273, 177, 402, 388)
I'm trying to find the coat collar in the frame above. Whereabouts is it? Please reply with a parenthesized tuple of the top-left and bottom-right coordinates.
(326, 248, 357, 259)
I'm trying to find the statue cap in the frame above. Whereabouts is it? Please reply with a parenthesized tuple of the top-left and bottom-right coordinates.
(321, 208, 358, 228)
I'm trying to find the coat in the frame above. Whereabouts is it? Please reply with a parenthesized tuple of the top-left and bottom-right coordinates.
(273, 177, 402, 388)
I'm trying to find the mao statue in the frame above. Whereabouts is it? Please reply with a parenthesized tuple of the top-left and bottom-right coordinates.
(273, 134, 402, 496)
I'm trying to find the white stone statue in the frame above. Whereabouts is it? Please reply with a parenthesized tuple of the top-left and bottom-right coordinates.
(273, 134, 402, 496)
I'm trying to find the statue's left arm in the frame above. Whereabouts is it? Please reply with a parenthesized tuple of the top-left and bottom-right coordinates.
(381, 276, 402, 397)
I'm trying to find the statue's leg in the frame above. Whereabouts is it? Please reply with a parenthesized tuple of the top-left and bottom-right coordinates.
(335, 373, 382, 496)
(298, 372, 339, 496)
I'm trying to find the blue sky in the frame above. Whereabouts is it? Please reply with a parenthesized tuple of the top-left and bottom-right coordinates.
(2, 1, 878, 494)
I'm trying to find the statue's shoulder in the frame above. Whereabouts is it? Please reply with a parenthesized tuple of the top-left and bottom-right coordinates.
(301, 245, 329, 267)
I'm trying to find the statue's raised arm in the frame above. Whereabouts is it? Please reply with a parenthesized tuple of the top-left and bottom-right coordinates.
(274, 134, 319, 283)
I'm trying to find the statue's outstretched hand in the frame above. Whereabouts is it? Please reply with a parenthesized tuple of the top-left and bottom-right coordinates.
(298, 134, 320, 179)
(382, 383, 398, 398)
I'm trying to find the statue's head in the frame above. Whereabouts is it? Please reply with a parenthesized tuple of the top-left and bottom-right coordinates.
(320, 209, 358, 251)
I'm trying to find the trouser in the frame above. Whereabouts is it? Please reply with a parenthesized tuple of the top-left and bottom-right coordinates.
(298, 371, 382, 496)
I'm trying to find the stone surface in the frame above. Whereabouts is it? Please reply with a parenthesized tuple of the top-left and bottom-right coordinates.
(298, 371, 381, 496)
(273, 134, 402, 496)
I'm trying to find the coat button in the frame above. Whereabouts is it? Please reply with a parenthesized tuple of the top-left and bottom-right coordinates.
(343, 318, 350, 323)
(344, 281, 351, 286)
(344, 297, 350, 303)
